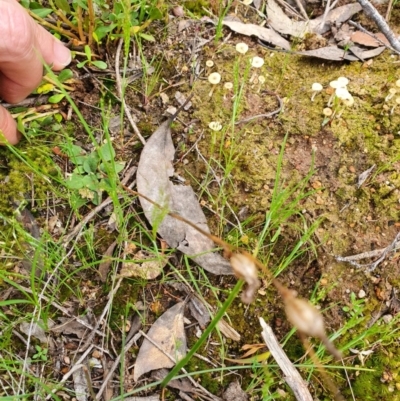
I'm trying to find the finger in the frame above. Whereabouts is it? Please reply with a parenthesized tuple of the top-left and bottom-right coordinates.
(0, 105, 21, 145)
(0, 0, 71, 103)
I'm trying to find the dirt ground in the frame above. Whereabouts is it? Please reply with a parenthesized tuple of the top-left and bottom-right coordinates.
(2, 1, 400, 400)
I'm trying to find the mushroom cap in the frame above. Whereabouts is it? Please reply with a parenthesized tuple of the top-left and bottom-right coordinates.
(242, 0, 253, 4)
(251, 56, 264, 68)
(337, 76, 349, 87)
(224, 82, 233, 90)
(208, 72, 221, 85)
(343, 96, 354, 107)
(396, 97, 400, 104)
(235, 43, 249, 54)
(258, 76, 266, 84)
(335, 87, 351, 100)
(209, 121, 223, 131)
(311, 82, 323, 91)
(205, 60, 214, 67)
(329, 80, 340, 89)
(396, 80, 400, 88)
(389, 88, 397, 94)
(323, 107, 333, 116)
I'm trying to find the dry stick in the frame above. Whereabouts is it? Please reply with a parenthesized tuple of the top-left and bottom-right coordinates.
(293, 0, 309, 20)
(318, 0, 339, 34)
(259, 318, 313, 401)
(138, 330, 222, 401)
(63, 165, 137, 244)
(357, 0, 400, 53)
(115, 38, 146, 145)
(18, 286, 105, 337)
(45, 346, 94, 400)
(348, 20, 398, 53)
(386, 0, 394, 22)
(77, 278, 123, 353)
(337, 231, 400, 271)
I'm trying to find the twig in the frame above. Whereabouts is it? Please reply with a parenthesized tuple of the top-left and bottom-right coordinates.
(357, 0, 400, 53)
(318, 0, 340, 33)
(235, 91, 282, 125)
(336, 231, 400, 271)
(259, 318, 313, 401)
(293, 0, 309, 20)
(115, 38, 146, 145)
(18, 286, 105, 337)
(386, 0, 394, 22)
(77, 277, 123, 353)
(63, 165, 137, 244)
(348, 20, 397, 54)
(45, 348, 94, 400)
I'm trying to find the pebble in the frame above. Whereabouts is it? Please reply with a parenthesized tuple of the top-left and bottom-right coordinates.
(358, 289, 366, 299)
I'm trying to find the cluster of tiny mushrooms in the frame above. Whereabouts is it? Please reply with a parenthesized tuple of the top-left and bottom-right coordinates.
(313, 77, 400, 118)
(207, 42, 265, 131)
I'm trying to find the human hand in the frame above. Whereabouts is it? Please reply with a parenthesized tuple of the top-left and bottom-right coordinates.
(0, 0, 71, 145)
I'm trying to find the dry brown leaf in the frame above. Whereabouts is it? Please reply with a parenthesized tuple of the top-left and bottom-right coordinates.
(267, 0, 310, 38)
(351, 31, 389, 47)
(20, 320, 48, 343)
(223, 381, 248, 401)
(217, 318, 241, 342)
(136, 118, 232, 275)
(119, 249, 167, 280)
(311, 3, 362, 34)
(221, 19, 291, 50)
(347, 45, 386, 60)
(133, 301, 187, 381)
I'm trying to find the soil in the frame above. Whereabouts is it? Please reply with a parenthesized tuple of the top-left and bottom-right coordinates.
(1, 2, 400, 400)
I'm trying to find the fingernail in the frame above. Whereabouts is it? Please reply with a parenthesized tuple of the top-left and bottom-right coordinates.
(54, 41, 71, 67)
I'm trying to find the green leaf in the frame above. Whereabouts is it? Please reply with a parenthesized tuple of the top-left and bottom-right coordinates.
(94, 24, 118, 42)
(48, 94, 65, 104)
(55, 0, 71, 13)
(63, 144, 84, 158)
(83, 153, 99, 174)
(84, 45, 92, 61)
(98, 143, 115, 161)
(92, 60, 108, 70)
(77, 60, 88, 69)
(66, 173, 86, 189)
(31, 8, 53, 18)
(114, 162, 126, 173)
(58, 69, 73, 83)
(149, 7, 163, 20)
(139, 33, 155, 42)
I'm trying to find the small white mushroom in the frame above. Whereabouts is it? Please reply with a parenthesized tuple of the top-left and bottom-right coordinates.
(385, 88, 397, 102)
(235, 43, 249, 54)
(327, 80, 340, 106)
(342, 96, 355, 107)
(391, 97, 400, 114)
(258, 76, 266, 84)
(323, 107, 333, 117)
(224, 82, 233, 90)
(251, 56, 264, 68)
(395, 79, 400, 88)
(337, 76, 349, 87)
(205, 60, 214, 68)
(335, 87, 352, 101)
(242, 0, 253, 4)
(311, 82, 323, 101)
(209, 121, 223, 131)
(208, 72, 221, 97)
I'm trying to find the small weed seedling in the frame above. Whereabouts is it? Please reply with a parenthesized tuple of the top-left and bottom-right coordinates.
(63, 141, 125, 206)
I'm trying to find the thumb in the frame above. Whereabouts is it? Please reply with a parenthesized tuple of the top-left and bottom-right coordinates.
(0, 105, 21, 145)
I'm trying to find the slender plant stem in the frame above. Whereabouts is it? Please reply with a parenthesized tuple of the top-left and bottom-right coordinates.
(161, 279, 244, 388)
